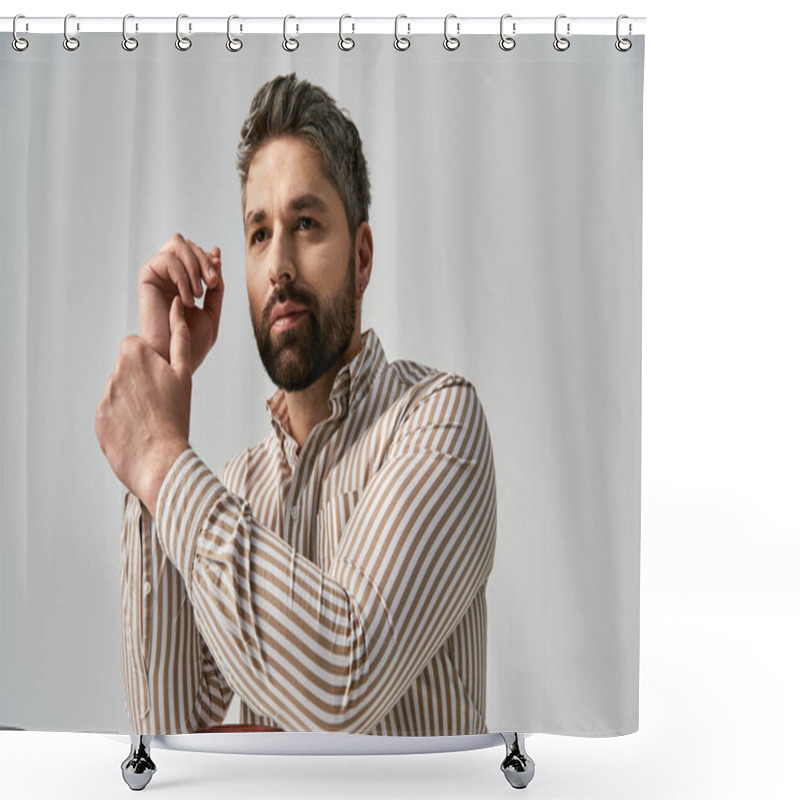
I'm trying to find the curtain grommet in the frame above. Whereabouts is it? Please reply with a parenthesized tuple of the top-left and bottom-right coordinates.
(175, 14, 192, 51)
(283, 15, 299, 51)
(394, 15, 410, 51)
(121, 14, 138, 51)
(12, 15, 29, 51)
(63, 13, 80, 51)
(553, 14, 570, 52)
(226, 15, 243, 52)
(338, 15, 355, 51)
(499, 14, 516, 51)
(443, 14, 460, 51)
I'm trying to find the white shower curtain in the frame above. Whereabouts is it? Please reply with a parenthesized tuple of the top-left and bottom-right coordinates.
(0, 27, 643, 736)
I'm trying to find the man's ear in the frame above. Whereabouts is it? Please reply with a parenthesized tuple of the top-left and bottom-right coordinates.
(354, 221, 373, 295)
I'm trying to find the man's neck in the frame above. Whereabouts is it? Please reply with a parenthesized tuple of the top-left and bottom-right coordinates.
(284, 331, 364, 449)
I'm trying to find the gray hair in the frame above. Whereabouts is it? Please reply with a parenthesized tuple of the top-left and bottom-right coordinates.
(237, 73, 371, 239)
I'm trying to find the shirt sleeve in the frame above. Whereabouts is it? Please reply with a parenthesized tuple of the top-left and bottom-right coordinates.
(155, 376, 497, 733)
(119, 490, 234, 733)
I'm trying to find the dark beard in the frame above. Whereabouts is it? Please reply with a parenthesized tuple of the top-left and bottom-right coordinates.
(253, 251, 356, 392)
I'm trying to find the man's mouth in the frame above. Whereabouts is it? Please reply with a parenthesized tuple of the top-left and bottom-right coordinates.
(271, 310, 308, 333)
(268, 298, 310, 331)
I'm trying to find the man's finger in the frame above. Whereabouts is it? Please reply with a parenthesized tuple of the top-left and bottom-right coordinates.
(168, 235, 204, 298)
(202, 252, 225, 331)
(142, 253, 195, 309)
(186, 239, 220, 289)
(169, 296, 192, 382)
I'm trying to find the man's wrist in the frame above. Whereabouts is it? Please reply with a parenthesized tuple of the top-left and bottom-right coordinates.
(140, 437, 191, 517)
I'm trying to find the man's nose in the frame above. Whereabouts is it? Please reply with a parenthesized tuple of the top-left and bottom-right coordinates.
(267, 227, 296, 286)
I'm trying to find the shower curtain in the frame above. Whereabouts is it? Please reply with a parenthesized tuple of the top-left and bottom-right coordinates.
(0, 24, 644, 738)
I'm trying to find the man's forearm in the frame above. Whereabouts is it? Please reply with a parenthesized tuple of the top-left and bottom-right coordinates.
(120, 491, 234, 733)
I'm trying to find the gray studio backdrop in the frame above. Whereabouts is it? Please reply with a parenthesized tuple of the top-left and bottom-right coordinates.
(1, 33, 643, 735)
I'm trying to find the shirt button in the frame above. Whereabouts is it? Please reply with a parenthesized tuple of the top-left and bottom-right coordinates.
(290, 505, 299, 521)
(143, 581, 151, 596)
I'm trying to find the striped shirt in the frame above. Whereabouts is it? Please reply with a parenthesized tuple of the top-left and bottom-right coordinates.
(120, 329, 497, 735)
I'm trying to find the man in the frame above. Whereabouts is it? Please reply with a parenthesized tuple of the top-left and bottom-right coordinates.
(96, 74, 497, 736)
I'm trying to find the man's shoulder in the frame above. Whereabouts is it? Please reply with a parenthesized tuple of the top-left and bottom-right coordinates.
(385, 353, 473, 395)
(384, 354, 482, 417)
(382, 356, 492, 461)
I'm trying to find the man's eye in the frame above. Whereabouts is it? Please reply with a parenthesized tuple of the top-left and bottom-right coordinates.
(252, 229, 266, 244)
(297, 217, 315, 231)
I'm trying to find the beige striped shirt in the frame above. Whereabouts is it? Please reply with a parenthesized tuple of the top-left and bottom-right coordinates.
(120, 329, 497, 735)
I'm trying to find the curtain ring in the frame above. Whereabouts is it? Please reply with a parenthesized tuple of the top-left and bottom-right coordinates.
(12, 15, 29, 52)
(227, 15, 243, 52)
(553, 14, 570, 51)
(499, 14, 516, 51)
(338, 14, 355, 51)
(122, 14, 138, 51)
(63, 13, 80, 51)
(394, 14, 410, 51)
(175, 14, 192, 51)
(443, 14, 460, 51)
(283, 15, 299, 51)
(615, 15, 632, 52)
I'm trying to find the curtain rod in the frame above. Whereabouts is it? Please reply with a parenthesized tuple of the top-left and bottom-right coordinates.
(1, 16, 646, 36)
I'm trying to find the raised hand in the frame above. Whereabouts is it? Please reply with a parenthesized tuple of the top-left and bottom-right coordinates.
(96, 296, 193, 515)
(138, 233, 225, 374)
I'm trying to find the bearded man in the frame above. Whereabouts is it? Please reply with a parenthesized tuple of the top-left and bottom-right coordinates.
(96, 73, 497, 737)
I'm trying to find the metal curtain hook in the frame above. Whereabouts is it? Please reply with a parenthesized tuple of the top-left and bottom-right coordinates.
(122, 14, 138, 51)
(63, 13, 80, 51)
(500, 14, 516, 51)
(394, 14, 410, 50)
(553, 14, 570, 51)
(12, 14, 29, 51)
(443, 14, 460, 51)
(227, 15, 243, 51)
(175, 14, 192, 50)
(283, 15, 299, 51)
(615, 14, 632, 51)
(339, 14, 355, 50)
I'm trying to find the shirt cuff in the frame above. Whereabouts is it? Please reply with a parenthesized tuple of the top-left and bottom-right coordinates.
(155, 446, 227, 589)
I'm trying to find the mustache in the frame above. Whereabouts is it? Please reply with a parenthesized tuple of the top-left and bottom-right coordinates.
(260, 281, 318, 327)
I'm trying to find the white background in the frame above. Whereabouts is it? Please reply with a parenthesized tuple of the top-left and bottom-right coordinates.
(1, 1, 798, 799)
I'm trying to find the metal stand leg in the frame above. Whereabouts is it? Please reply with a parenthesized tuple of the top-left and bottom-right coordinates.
(121, 735, 156, 791)
(500, 732, 535, 789)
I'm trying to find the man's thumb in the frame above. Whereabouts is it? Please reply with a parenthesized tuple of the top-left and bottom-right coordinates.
(169, 295, 191, 381)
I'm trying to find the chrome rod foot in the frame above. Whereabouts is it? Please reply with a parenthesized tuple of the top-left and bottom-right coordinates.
(121, 735, 156, 791)
(500, 732, 535, 789)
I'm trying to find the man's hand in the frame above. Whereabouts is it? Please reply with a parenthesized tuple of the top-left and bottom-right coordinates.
(138, 233, 224, 374)
(96, 296, 194, 516)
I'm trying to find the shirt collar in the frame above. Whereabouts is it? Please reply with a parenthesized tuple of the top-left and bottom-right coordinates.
(266, 328, 386, 445)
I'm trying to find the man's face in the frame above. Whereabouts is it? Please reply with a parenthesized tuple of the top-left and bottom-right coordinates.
(244, 136, 357, 392)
